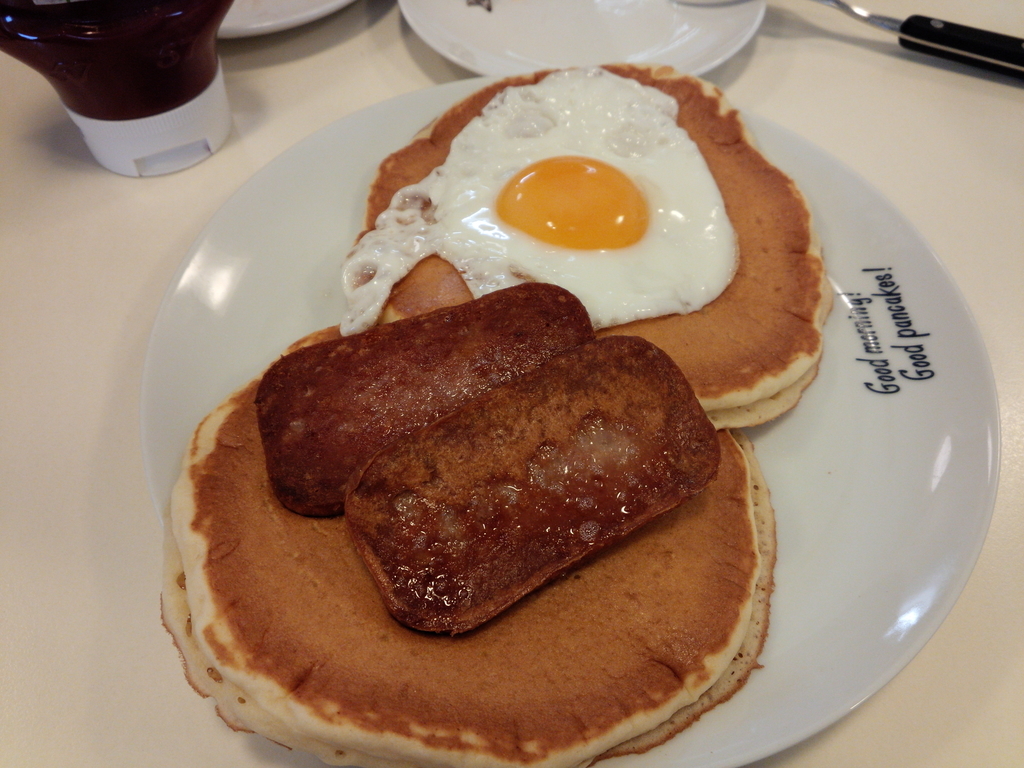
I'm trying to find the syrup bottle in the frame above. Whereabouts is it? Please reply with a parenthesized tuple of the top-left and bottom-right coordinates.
(1, 0, 236, 176)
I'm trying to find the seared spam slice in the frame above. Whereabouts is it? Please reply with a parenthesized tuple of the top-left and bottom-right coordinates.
(345, 335, 720, 634)
(255, 283, 595, 517)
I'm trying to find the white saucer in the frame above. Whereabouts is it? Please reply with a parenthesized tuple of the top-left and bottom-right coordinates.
(397, 0, 766, 76)
(218, 0, 358, 38)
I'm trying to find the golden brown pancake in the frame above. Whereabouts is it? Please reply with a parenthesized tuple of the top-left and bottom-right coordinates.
(361, 65, 831, 428)
(162, 333, 775, 768)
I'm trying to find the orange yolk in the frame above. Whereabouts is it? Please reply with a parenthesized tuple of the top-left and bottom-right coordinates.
(496, 156, 649, 250)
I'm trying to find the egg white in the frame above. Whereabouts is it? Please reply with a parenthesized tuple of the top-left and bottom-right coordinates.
(340, 67, 737, 335)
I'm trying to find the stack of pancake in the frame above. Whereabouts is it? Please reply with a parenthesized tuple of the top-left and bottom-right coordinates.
(161, 64, 830, 768)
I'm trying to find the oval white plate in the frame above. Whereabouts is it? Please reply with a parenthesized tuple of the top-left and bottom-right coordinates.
(398, 0, 766, 76)
(142, 79, 999, 768)
(218, 0, 358, 38)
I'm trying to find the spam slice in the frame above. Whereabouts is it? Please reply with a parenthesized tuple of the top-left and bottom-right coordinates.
(345, 335, 720, 634)
(255, 282, 594, 517)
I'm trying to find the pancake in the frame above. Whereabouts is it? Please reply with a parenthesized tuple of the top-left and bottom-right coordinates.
(161, 333, 775, 768)
(358, 65, 832, 429)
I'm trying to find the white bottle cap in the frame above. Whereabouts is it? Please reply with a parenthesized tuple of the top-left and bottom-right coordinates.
(65, 63, 232, 177)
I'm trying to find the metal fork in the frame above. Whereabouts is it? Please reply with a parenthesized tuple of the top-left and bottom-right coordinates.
(807, 0, 899, 34)
(804, 0, 1024, 79)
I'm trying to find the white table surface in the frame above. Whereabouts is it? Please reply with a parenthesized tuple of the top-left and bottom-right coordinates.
(1, 1, 1021, 766)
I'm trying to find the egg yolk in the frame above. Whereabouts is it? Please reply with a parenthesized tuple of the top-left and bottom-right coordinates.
(496, 156, 649, 250)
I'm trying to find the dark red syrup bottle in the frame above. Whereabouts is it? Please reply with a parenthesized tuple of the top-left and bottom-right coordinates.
(1, 0, 236, 175)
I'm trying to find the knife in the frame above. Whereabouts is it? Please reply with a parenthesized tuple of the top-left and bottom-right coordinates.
(810, 0, 1024, 80)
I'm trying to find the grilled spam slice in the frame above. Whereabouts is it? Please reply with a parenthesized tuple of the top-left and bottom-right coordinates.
(345, 335, 720, 634)
(255, 283, 595, 517)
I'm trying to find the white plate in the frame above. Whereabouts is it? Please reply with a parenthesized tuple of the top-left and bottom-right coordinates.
(218, 0, 358, 38)
(141, 79, 999, 768)
(397, 0, 766, 76)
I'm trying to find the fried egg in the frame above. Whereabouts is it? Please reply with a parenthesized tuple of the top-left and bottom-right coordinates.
(340, 67, 737, 335)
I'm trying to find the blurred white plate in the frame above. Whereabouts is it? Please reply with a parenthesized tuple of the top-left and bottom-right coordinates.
(142, 79, 999, 767)
(218, 0, 358, 38)
(397, 0, 766, 75)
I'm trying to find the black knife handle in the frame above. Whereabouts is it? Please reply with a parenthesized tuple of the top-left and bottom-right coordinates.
(898, 15, 1024, 79)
